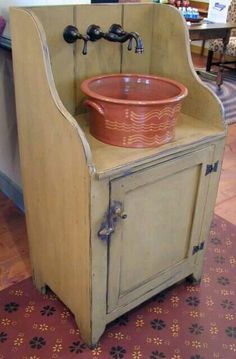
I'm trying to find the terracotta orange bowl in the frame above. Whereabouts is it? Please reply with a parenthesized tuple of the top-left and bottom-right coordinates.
(81, 74, 188, 148)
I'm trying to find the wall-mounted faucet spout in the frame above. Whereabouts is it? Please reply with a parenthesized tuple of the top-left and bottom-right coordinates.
(106, 24, 144, 54)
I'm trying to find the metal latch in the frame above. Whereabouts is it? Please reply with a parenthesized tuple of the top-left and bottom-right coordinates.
(205, 161, 219, 176)
(192, 241, 205, 255)
(98, 201, 127, 241)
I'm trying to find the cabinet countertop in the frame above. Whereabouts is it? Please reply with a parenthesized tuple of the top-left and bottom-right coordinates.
(76, 112, 224, 178)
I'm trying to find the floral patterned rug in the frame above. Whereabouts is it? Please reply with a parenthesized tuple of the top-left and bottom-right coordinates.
(0, 215, 236, 359)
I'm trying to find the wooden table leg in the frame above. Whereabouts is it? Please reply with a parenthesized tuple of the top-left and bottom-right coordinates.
(201, 39, 206, 56)
(216, 31, 231, 88)
(206, 50, 213, 72)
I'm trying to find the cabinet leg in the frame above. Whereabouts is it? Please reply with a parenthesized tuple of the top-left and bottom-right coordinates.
(32, 271, 47, 294)
(91, 323, 106, 347)
(74, 314, 106, 347)
(186, 273, 202, 285)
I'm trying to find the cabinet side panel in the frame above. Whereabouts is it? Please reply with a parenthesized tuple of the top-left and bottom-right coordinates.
(151, 4, 225, 130)
(193, 139, 226, 280)
(10, 8, 92, 342)
(30, 6, 75, 115)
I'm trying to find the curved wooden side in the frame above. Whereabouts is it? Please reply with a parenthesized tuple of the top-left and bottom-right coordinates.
(30, 5, 76, 115)
(151, 4, 226, 132)
(10, 8, 94, 343)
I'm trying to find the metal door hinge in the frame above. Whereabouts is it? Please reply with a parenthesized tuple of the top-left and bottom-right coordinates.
(205, 161, 219, 176)
(192, 241, 205, 255)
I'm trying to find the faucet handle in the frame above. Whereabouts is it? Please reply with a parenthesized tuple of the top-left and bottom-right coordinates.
(63, 25, 81, 43)
(87, 24, 104, 42)
(82, 37, 89, 55)
(108, 24, 126, 36)
(127, 38, 133, 51)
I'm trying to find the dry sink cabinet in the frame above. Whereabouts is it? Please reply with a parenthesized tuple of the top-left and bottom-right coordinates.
(10, 3, 226, 345)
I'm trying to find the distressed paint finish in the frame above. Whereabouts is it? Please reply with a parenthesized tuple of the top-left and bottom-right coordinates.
(31, 6, 75, 114)
(10, 3, 226, 345)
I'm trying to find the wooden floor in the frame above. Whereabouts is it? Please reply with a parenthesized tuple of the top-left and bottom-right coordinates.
(0, 54, 235, 291)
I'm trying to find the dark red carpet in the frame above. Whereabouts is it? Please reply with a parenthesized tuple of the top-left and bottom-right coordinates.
(0, 216, 236, 359)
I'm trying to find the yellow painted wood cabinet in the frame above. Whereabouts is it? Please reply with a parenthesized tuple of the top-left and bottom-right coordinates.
(108, 147, 213, 313)
(10, 3, 226, 345)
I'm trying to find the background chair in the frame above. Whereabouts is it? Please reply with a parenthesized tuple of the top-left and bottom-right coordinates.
(206, 0, 236, 71)
(0, 16, 6, 36)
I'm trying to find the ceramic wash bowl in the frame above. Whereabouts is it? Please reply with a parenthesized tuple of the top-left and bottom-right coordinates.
(81, 74, 188, 148)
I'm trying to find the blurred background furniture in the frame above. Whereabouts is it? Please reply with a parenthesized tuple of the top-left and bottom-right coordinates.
(207, 0, 236, 71)
(0, 16, 6, 36)
(189, 22, 236, 86)
(190, 0, 209, 55)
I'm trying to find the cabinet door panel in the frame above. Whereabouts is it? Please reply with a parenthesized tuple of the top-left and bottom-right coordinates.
(107, 147, 214, 313)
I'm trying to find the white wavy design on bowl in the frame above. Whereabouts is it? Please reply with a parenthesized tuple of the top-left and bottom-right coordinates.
(105, 104, 180, 132)
(123, 104, 181, 123)
(105, 118, 176, 132)
(123, 131, 173, 146)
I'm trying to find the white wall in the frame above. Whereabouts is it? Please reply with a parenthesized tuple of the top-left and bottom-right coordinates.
(0, 49, 22, 187)
(0, 1, 90, 203)
(0, 0, 90, 37)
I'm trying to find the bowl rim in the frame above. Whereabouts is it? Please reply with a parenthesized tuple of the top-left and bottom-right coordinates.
(80, 73, 188, 105)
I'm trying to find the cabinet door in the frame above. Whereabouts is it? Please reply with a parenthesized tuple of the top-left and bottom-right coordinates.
(107, 147, 214, 313)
